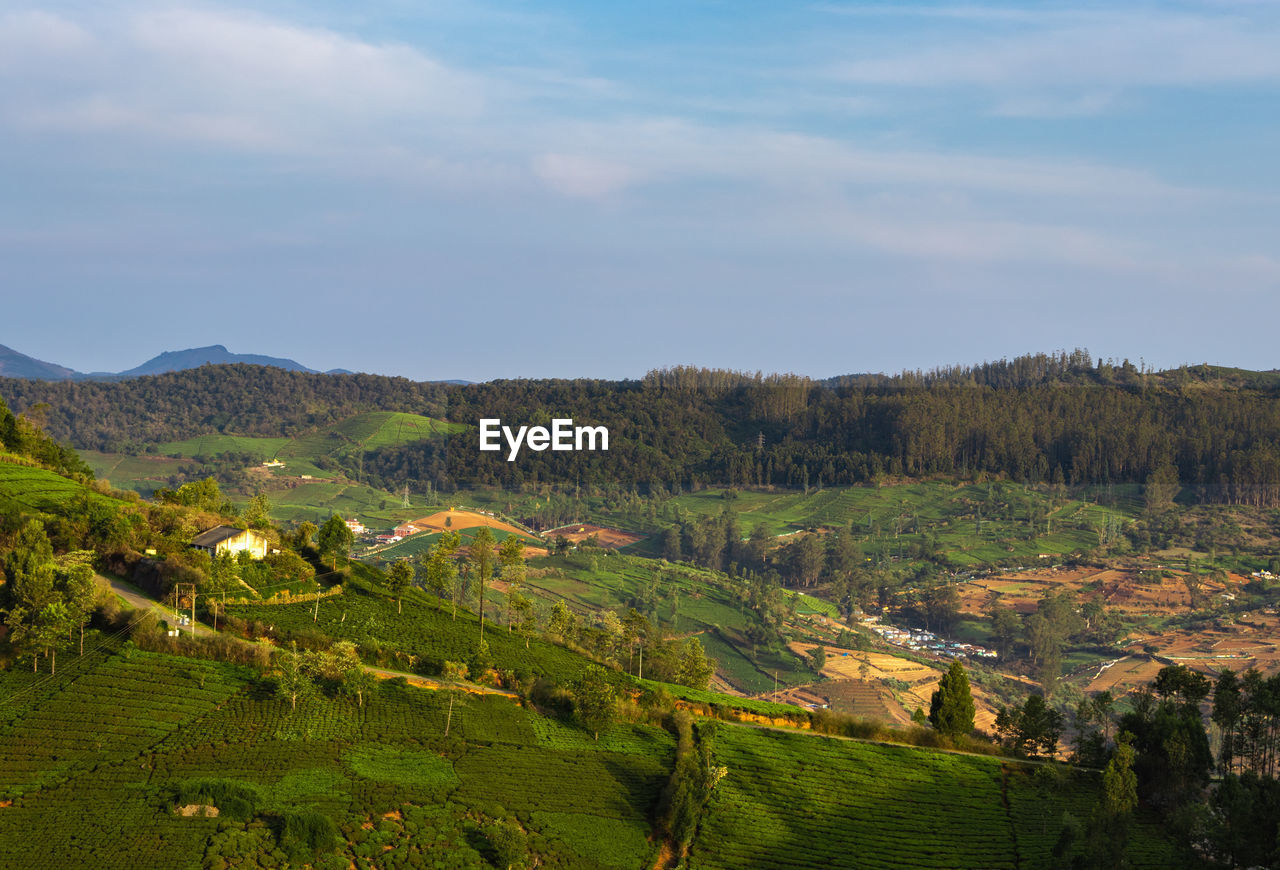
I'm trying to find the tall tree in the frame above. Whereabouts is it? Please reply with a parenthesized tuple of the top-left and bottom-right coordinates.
(421, 531, 461, 615)
(498, 535, 526, 630)
(386, 559, 413, 614)
(469, 527, 495, 642)
(929, 661, 976, 738)
(63, 564, 98, 656)
(571, 664, 618, 741)
(317, 515, 354, 571)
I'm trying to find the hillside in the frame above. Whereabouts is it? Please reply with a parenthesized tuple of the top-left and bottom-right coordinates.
(0, 636, 1175, 869)
(79, 411, 465, 526)
(9, 351, 1280, 504)
(0, 344, 77, 380)
(0, 341, 333, 381)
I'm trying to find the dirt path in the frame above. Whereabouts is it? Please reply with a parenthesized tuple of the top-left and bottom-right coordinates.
(104, 574, 217, 638)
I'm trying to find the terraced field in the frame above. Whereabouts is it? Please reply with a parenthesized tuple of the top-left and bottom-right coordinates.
(0, 459, 126, 514)
(688, 726, 1175, 870)
(0, 643, 671, 870)
(224, 574, 594, 683)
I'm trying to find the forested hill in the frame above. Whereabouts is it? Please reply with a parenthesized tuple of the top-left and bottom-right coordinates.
(5, 351, 1280, 504)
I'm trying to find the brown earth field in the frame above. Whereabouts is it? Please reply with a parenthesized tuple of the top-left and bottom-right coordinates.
(790, 642, 1003, 732)
(957, 566, 1243, 618)
(543, 522, 645, 549)
(410, 509, 539, 541)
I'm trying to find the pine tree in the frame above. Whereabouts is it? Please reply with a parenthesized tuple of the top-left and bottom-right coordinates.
(929, 661, 976, 737)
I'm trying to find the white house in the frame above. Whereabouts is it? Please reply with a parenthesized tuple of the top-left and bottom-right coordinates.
(191, 525, 269, 560)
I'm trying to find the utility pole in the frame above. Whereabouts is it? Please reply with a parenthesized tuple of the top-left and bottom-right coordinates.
(313, 596, 320, 623)
(175, 583, 198, 638)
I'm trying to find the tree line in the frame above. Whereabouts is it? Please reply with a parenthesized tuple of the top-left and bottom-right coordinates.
(10, 352, 1280, 503)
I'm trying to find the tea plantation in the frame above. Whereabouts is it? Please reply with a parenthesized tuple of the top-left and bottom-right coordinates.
(686, 726, 1176, 870)
(0, 642, 674, 869)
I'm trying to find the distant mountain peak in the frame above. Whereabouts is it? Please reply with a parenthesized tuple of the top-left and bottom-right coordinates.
(0, 344, 78, 380)
(114, 345, 318, 378)
(0, 342, 328, 381)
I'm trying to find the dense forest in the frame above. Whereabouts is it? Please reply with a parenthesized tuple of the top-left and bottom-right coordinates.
(6, 351, 1280, 504)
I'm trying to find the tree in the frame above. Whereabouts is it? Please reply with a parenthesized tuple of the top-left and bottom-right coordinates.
(509, 591, 537, 649)
(32, 601, 71, 675)
(294, 520, 318, 549)
(485, 820, 528, 870)
(622, 608, 650, 676)
(317, 515, 354, 571)
(386, 559, 413, 614)
(470, 527, 495, 642)
(422, 531, 461, 615)
(571, 664, 618, 740)
(988, 602, 1020, 659)
(548, 600, 575, 639)
(498, 535, 526, 629)
(923, 583, 960, 633)
(63, 564, 98, 656)
(928, 660, 976, 738)
(810, 644, 827, 672)
(243, 492, 271, 527)
(1103, 735, 1139, 817)
(1211, 669, 1242, 774)
(4, 519, 57, 613)
(323, 641, 375, 708)
(676, 637, 715, 690)
(441, 661, 469, 737)
(996, 693, 1065, 758)
(275, 642, 315, 711)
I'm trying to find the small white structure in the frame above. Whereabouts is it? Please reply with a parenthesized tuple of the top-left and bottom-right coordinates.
(191, 525, 269, 560)
(345, 519, 366, 535)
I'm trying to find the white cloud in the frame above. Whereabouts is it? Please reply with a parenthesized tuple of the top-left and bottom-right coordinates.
(533, 153, 637, 198)
(827, 10, 1280, 90)
(2, 6, 484, 153)
(0, 1, 1275, 289)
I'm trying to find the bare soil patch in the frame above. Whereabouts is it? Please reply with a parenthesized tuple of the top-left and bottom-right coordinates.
(545, 523, 645, 549)
(410, 509, 536, 540)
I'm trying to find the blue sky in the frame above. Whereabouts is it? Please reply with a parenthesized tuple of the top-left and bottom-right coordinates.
(2, 1, 1278, 380)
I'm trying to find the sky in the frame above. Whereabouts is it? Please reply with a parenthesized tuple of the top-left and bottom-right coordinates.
(2, 1, 1279, 381)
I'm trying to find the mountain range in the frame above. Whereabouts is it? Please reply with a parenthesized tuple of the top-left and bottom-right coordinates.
(0, 343, 351, 381)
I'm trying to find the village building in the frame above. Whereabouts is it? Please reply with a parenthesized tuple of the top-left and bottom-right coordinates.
(393, 523, 419, 538)
(190, 525, 269, 560)
(345, 519, 366, 535)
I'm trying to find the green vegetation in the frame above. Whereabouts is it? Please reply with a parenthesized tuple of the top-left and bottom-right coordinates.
(224, 570, 594, 682)
(0, 461, 127, 516)
(523, 552, 814, 694)
(0, 644, 671, 869)
(687, 726, 1173, 870)
(77, 411, 464, 526)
